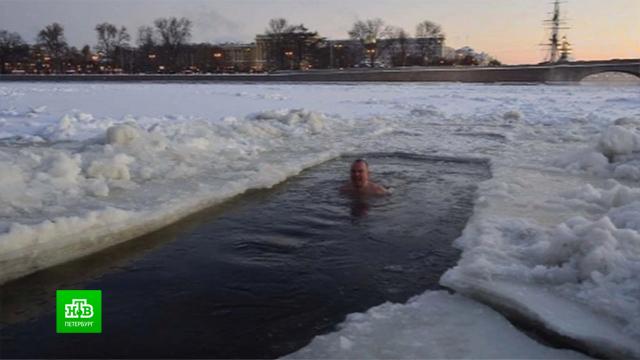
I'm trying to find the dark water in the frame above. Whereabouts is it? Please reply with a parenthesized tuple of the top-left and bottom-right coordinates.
(0, 153, 490, 359)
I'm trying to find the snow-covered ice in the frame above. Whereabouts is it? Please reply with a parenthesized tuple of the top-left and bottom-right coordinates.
(1, 81, 639, 357)
(286, 291, 587, 359)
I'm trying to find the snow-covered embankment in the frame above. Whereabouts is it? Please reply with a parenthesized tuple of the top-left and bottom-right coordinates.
(0, 104, 390, 283)
(441, 119, 640, 358)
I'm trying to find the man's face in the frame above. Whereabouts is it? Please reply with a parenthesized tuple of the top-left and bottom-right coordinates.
(350, 161, 369, 188)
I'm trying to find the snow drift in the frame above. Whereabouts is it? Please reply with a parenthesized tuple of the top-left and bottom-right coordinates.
(0, 105, 390, 283)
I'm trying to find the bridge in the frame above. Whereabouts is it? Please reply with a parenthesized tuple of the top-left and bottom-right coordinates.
(1, 59, 638, 83)
(543, 59, 640, 82)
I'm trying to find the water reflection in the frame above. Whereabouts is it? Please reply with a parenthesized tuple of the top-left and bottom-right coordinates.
(349, 197, 370, 218)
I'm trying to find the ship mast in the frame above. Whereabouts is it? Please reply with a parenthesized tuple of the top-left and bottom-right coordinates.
(543, 0, 570, 63)
(559, 36, 572, 62)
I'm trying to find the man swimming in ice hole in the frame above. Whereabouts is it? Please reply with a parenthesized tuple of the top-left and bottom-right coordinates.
(340, 159, 388, 196)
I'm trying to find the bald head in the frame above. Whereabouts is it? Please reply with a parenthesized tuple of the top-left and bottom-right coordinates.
(350, 159, 369, 189)
(353, 159, 368, 167)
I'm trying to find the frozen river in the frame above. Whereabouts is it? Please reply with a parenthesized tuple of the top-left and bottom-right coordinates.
(1, 153, 490, 358)
(0, 82, 639, 358)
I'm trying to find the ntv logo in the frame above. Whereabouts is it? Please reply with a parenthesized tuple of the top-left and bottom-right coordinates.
(56, 290, 101, 333)
(64, 299, 94, 318)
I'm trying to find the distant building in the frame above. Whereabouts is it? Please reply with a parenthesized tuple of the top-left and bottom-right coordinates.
(214, 34, 445, 71)
(379, 36, 445, 66)
(255, 30, 323, 71)
(323, 39, 364, 68)
(253, 36, 269, 71)
(214, 43, 257, 72)
(325, 36, 444, 68)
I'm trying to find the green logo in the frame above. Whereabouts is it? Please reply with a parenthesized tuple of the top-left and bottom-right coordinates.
(56, 290, 102, 333)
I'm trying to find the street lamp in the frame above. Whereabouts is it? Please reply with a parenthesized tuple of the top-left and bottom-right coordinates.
(43, 56, 52, 74)
(365, 48, 376, 67)
(364, 37, 377, 68)
(213, 51, 223, 72)
(147, 53, 156, 73)
(88, 54, 99, 73)
(284, 50, 294, 70)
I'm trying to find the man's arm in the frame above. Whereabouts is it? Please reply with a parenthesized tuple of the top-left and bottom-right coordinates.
(370, 182, 388, 195)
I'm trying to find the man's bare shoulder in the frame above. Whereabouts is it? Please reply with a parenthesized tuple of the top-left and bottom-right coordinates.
(368, 182, 389, 195)
(340, 182, 388, 196)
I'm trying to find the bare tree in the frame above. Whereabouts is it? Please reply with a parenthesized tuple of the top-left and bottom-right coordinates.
(0, 30, 28, 73)
(348, 18, 391, 66)
(263, 18, 319, 70)
(415, 20, 443, 38)
(81, 44, 91, 58)
(415, 20, 444, 64)
(264, 18, 291, 70)
(95, 23, 130, 70)
(348, 18, 386, 43)
(137, 26, 156, 49)
(154, 17, 192, 47)
(389, 27, 410, 67)
(136, 25, 157, 73)
(266, 18, 295, 35)
(37, 23, 68, 73)
(95, 23, 130, 57)
(154, 17, 192, 71)
(79, 44, 92, 71)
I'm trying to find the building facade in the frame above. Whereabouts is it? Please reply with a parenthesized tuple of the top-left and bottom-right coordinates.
(254, 32, 323, 71)
(214, 36, 445, 71)
(325, 36, 445, 68)
(213, 43, 257, 72)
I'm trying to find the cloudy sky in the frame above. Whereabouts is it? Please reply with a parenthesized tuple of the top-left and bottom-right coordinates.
(1, 0, 638, 64)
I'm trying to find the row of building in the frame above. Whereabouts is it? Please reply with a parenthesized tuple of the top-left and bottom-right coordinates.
(211, 34, 445, 72)
(2, 32, 447, 75)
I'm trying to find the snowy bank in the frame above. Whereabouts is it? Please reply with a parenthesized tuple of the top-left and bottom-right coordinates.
(442, 122, 640, 358)
(286, 291, 586, 359)
(0, 105, 392, 283)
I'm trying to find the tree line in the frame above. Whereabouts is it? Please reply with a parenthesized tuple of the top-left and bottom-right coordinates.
(0, 17, 194, 74)
(0, 17, 500, 74)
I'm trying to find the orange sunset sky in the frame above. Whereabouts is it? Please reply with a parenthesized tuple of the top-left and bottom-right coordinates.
(1, 0, 638, 64)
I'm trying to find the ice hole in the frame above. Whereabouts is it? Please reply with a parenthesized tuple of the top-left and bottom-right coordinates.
(1, 153, 490, 358)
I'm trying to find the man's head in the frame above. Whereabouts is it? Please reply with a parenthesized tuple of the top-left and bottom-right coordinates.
(350, 159, 369, 189)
